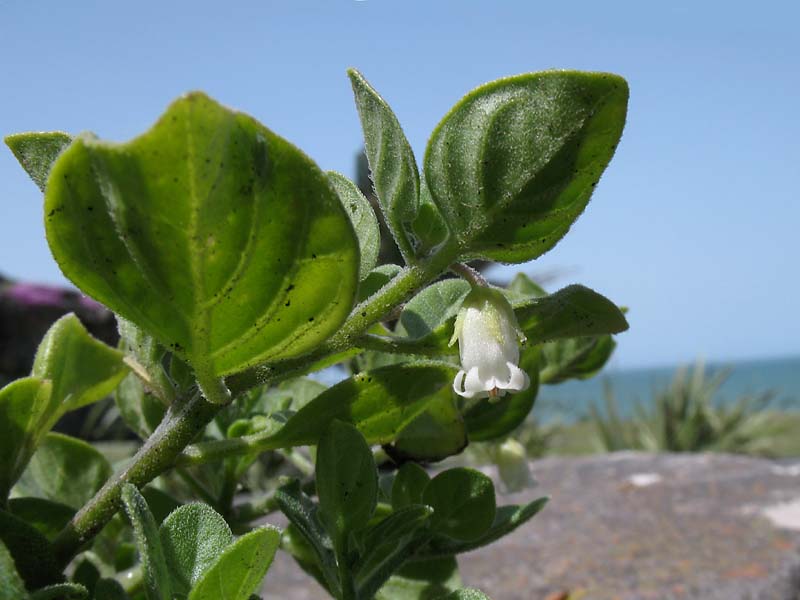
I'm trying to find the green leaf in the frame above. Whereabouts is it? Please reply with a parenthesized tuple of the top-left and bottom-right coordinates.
(158, 503, 233, 595)
(388, 393, 467, 462)
(140, 487, 182, 525)
(0, 540, 28, 600)
(515, 284, 628, 344)
(274, 481, 338, 594)
(395, 279, 470, 351)
(540, 334, 616, 384)
(7, 498, 74, 539)
(421, 497, 548, 558)
(114, 374, 166, 439)
(462, 347, 540, 442)
(376, 557, 460, 600)
(29, 583, 88, 600)
(391, 463, 431, 510)
(348, 69, 421, 262)
(422, 469, 495, 542)
(14, 433, 112, 509)
(93, 579, 129, 600)
(44, 92, 359, 377)
(0, 509, 62, 589)
(32, 313, 129, 413)
(424, 71, 628, 262)
(0, 377, 56, 502)
(316, 421, 377, 550)
(187, 526, 280, 600)
(117, 317, 174, 403)
(506, 273, 546, 299)
(328, 171, 379, 280)
(358, 264, 402, 302)
(120, 484, 172, 600)
(268, 362, 457, 448)
(436, 589, 491, 600)
(5, 131, 72, 192)
(355, 505, 434, 600)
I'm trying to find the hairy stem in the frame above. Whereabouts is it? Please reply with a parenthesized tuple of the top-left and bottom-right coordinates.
(53, 244, 459, 566)
(449, 261, 488, 287)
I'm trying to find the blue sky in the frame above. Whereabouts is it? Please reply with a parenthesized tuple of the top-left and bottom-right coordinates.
(1, 0, 798, 369)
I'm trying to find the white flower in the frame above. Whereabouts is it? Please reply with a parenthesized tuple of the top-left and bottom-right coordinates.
(450, 286, 529, 401)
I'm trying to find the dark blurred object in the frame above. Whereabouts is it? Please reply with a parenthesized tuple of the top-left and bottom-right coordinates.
(0, 273, 118, 382)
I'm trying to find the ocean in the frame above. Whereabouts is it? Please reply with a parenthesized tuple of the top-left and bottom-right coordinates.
(535, 355, 800, 424)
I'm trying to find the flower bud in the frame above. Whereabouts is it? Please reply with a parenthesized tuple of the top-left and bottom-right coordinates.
(450, 286, 529, 401)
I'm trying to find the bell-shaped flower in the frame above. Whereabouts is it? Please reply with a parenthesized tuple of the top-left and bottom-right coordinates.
(450, 286, 529, 401)
(493, 438, 536, 493)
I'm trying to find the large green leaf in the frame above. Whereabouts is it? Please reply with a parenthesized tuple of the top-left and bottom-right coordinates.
(422, 469, 495, 542)
(348, 69, 421, 262)
(0, 539, 28, 600)
(316, 421, 377, 551)
(391, 463, 431, 510)
(187, 526, 280, 600)
(120, 484, 172, 600)
(462, 347, 540, 442)
(0, 377, 56, 502)
(5, 131, 72, 192)
(44, 92, 359, 378)
(14, 433, 112, 509)
(328, 171, 380, 280)
(158, 503, 233, 595)
(33, 313, 128, 413)
(424, 71, 628, 262)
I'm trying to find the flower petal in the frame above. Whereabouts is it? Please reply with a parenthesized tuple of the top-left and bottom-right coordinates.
(500, 361, 530, 393)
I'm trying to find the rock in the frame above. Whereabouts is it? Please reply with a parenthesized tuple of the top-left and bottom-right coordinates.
(261, 452, 800, 599)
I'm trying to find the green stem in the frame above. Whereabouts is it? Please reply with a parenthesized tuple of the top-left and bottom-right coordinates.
(354, 333, 457, 357)
(449, 261, 488, 287)
(53, 243, 459, 567)
(52, 392, 219, 566)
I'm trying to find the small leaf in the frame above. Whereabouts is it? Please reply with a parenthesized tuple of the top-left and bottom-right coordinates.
(316, 421, 377, 551)
(515, 284, 628, 344)
(348, 69, 421, 262)
(422, 469, 495, 542)
(32, 313, 129, 413)
(376, 557, 460, 600)
(391, 463, 431, 510)
(0, 377, 56, 502)
(425, 71, 628, 262)
(114, 373, 166, 439)
(388, 394, 467, 463)
(358, 264, 402, 302)
(0, 509, 62, 589)
(7, 497, 74, 539)
(187, 526, 280, 600)
(120, 484, 172, 600)
(93, 579, 129, 600)
(268, 362, 457, 448)
(355, 505, 434, 599)
(5, 131, 72, 192)
(506, 273, 546, 299)
(45, 92, 359, 377)
(159, 503, 233, 595)
(421, 497, 548, 558)
(14, 432, 112, 509)
(462, 347, 540, 442)
(436, 589, 491, 600)
(540, 335, 616, 384)
(274, 481, 338, 594)
(0, 540, 28, 600)
(29, 583, 88, 600)
(395, 279, 470, 350)
(328, 171, 380, 280)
